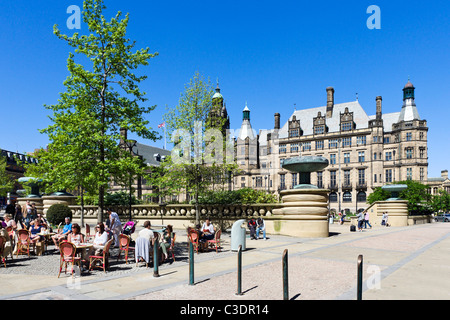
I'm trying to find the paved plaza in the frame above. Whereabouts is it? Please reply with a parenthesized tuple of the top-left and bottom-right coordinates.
(1, 221, 450, 300)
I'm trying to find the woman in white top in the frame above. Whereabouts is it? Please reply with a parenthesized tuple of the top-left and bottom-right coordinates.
(91, 223, 109, 255)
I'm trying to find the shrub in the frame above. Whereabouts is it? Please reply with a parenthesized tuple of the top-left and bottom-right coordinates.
(46, 203, 72, 225)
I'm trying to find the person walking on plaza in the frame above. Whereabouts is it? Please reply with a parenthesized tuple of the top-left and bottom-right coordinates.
(107, 208, 122, 248)
(256, 217, 267, 240)
(363, 210, 372, 229)
(14, 203, 25, 229)
(382, 212, 389, 227)
(356, 211, 365, 232)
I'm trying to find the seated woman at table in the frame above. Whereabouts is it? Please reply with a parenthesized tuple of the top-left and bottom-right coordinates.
(29, 219, 44, 244)
(200, 218, 215, 241)
(89, 223, 109, 256)
(67, 223, 84, 245)
(160, 224, 174, 260)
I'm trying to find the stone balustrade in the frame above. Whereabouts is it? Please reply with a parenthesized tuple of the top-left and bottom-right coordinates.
(69, 203, 281, 220)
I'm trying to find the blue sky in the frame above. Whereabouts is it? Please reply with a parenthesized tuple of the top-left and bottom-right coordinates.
(0, 0, 449, 177)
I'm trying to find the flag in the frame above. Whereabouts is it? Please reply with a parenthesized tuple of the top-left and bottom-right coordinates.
(158, 122, 165, 128)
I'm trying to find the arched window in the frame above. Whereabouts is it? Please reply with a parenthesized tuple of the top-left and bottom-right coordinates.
(357, 191, 366, 202)
(329, 192, 338, 203)
(343, 191, 352, 202)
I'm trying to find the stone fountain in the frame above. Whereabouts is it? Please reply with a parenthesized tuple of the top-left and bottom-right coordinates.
(375, 184, 409, 226)
(272, 156, 330, 238)
(17, 177, 44, 215)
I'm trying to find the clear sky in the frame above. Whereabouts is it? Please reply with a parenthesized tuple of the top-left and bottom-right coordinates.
(0, 0, 449, 178)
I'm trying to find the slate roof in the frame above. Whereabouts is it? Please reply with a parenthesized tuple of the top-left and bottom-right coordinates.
(131, 143, 171, 166)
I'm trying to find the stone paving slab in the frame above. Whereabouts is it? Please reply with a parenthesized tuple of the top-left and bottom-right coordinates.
(2, 222, 450, 300)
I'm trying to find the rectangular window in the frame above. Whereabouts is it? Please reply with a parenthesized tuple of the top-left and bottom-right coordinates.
(317, 171, 323, 188)
(383, 137, 390, 144)
(406, 132, 412, 141)
(357, 136, 366, 146)
(330, 154, 336, 165)
(292, 173, 297, 188)
(385, 152, 392, 161)
(373, 152, 377, 160)
(420, 168, 424, 181)
(341, 122, 352, 131)
(342, 137, 351, 147)
(385, 169, 392, 183)
(280, 174, 286, 190)
(316, 140, 324, 150)
(344, 152, 350, 164)
(420, 148, 425, 159)
(302, 142, 311, 152)
(419, 132, 424, 140)
(314, 125, 325, 135)
(329, 139, 338, 148)
(374, 174, 377, 183)
(406, 148, 413, 159)
(289, 129, 299, 138)
(330, 171, 337, 188)
(344, 170, 351, 186)
(358, 169, 365, 186)
(358, 151, 365, 163)
(407, 168, 413, 181)
(279, 144, 286, 154)
(290, 143, 299, 153)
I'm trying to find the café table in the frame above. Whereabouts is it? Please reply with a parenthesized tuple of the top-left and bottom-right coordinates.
(74, 242, 94, 270)
(37, 232, 56, 255)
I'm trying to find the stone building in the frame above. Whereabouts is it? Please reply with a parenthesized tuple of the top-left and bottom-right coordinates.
(234, 80, 429, 214)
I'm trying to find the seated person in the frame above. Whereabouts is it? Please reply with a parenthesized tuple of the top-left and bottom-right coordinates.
(88, 223, 109, 256)
(0, 224, 12, 256)
(52, 217, 72, 250)
(67, 223, 84, 245)
(29, 219, 44, 245)
(200, 218, 215, 241)
(138, 221, 155, 246)
(160, 225, 174, 260)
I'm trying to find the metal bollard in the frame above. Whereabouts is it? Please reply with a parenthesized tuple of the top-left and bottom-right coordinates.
(283, 249, 289, 300)
(189, 241, 194, 285)
(153, 237, 160, 277)
(236, 245, 243, 295)
(357, 254, 363, 300)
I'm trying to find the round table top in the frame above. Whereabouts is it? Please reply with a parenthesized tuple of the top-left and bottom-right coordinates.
(75, 243, 93, 248)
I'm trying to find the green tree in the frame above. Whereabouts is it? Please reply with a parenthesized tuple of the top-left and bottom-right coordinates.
(0, 156, 14, 197)
(397, 180, 431, 214)
(430, 190, 450, 214)
(159, 72, 239, 223)
(367, 187, 390, 205)
(32, 0, 159, 222)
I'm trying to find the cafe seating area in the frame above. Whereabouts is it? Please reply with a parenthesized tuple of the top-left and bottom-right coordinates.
(0, 219, 228, 279)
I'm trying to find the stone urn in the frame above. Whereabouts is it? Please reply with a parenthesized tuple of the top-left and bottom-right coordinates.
(272, 156, 330, 237)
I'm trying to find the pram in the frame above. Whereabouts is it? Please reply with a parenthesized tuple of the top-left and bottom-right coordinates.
(122, 220, 137, 236)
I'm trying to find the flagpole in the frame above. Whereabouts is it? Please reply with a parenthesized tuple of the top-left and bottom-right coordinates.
(164, 125, 166, 150)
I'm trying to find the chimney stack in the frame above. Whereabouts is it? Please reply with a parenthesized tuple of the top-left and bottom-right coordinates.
(326, 87, 334, 118)
(442, 170, 448, 180)
(376, 96, 382, 120)
(274, 113, 280, 129)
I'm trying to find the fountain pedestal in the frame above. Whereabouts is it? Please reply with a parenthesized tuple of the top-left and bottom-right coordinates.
(273, 189, 329, 237)
(272, 156, 330, 238)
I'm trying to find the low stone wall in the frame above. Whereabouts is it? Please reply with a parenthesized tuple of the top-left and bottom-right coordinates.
(69, 203, 283, 234)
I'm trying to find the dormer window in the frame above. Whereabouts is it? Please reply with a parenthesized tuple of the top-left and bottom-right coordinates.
(313, 111, 326, 135)
(288, 115, 301, 138)
(340, 107, 354, 132)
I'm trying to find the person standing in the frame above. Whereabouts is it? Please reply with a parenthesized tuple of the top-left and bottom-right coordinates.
(356, 211, 365, 232)
(14, 203, 24, 229)
(107, 208, 122, 247)
(363, 210, 372, 229)
(382, 212, 389, 227)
